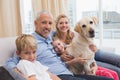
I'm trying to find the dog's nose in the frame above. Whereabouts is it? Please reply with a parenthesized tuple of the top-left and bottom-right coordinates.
(89, 29, 94, 34)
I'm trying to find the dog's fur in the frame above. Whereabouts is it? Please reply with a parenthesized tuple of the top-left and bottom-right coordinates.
(66, 17, 97, 75)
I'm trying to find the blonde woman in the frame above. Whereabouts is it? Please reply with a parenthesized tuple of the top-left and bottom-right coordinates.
(53, 14, 119, 80)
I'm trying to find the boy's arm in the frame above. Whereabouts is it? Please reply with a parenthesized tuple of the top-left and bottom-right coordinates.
(47, 71, 61, 80)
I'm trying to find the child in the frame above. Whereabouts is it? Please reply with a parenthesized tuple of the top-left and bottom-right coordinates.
(16, 34, 61, 80)
(52, 38, 119, 80)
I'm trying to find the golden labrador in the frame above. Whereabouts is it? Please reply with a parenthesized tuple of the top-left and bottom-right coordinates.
(66, 17, 97, 75)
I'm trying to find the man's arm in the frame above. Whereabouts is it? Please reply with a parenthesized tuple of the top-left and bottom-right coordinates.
(4, 51, 20, 69)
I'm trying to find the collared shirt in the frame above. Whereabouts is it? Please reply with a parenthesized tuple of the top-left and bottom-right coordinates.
(32, 31, 73, 75)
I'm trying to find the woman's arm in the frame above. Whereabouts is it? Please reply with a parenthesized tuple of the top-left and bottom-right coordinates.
(60, 52, 87, 66)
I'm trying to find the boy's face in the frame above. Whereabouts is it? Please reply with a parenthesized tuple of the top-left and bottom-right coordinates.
(52, 39, 65, 54)
(17, 47, 37, 62)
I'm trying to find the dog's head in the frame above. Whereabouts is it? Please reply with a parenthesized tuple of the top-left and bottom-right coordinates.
(74, 17, 97, 38)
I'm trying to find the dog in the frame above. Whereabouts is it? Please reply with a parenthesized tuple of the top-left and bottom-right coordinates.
(66, 17, 98, 75)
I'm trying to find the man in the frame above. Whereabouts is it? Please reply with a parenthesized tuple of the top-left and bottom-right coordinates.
(4, 10, 113, 80)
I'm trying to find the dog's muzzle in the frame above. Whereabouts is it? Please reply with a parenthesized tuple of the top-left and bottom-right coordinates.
(89, 29, 95, 38)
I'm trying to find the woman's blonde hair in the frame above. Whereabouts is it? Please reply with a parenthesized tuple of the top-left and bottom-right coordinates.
(16, 34, 37, 53)
(54, 14, 74, 44)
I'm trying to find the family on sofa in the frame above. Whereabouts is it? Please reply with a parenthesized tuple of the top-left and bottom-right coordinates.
(1, 10, 120, 80)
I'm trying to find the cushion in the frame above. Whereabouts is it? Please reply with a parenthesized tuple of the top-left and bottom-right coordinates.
(0, 37, 17, 66)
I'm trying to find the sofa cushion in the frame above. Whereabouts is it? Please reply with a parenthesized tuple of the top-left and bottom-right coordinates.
(0, 37, 17, 66)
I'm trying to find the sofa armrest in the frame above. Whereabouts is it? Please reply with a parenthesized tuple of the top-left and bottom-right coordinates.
(0, 66, 14, 80)
(95, 49, 120, 68)
(0, 37, 17, 66)
(96, 61, 120, 79)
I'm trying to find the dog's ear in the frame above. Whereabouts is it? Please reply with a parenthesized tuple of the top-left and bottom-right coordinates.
(92, 17, 98, 25)
(74, 23, 82, 34)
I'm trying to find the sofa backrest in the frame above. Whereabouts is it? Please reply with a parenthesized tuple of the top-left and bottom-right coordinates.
(0, 37, 17, 66)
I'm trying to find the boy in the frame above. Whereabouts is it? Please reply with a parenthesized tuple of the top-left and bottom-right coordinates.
(16, 34, 61, 80)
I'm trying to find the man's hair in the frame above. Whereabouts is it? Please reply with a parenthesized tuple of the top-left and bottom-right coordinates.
(16, 34, 37, 53)
(36, 10, 53, 20)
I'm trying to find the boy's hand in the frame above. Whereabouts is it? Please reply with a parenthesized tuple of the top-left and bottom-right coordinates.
(27, 75, 36, 80)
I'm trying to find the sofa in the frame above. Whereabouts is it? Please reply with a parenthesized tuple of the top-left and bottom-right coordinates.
(0, 37, 25, 80)
(0, 37, 17, 66)
(0, 36, 120, 80)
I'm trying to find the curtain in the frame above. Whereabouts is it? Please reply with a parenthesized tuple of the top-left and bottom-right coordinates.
(0, 0, 22, 37)
(32, 0, 68, 20)
(0, 0, 68, 37)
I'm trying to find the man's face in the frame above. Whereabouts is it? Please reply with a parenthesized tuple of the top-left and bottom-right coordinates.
(35, 13, 53, 38)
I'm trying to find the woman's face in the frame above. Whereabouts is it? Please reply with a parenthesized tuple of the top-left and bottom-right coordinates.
(57, 17, 70, 33)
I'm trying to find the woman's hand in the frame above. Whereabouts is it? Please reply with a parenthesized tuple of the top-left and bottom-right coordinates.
(89, 44, 98, 53)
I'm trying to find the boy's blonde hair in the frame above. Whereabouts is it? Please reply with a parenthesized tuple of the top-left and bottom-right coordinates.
(16, 34, 37, 53)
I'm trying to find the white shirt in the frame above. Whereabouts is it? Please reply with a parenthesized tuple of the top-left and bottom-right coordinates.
(17, 60, 52, 80)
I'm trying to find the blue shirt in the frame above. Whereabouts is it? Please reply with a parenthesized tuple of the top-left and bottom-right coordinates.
(5, 31, 73, 75)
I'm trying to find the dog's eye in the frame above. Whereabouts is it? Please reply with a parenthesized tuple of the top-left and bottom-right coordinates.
(82, 25, 86, 28)
(90, 21, 93, 24)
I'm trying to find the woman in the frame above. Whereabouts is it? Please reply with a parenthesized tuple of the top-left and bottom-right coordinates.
(53, 14, 119, 80)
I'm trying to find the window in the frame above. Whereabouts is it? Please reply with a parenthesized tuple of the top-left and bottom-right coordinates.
(68, 0, 120, 54)
(20, 0, 34, 34)
(67, 0, 76, 29)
